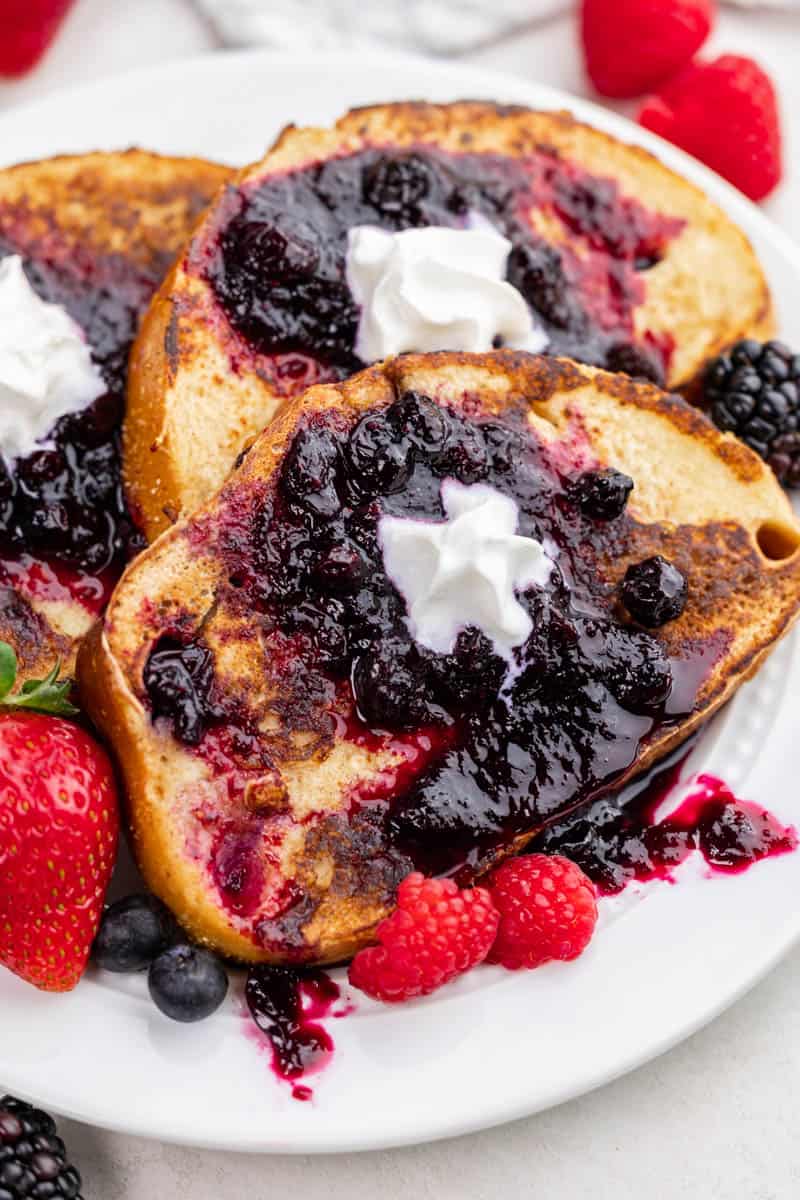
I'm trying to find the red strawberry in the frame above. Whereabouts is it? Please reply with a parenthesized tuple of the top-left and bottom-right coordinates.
(581, 0, 715, 99)
(639, 55, 783, 202)
(0, 647, 119, 992)
(0, 0, 76, 77)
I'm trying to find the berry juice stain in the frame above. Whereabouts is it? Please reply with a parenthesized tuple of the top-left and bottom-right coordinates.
(245, 965, 343, 1100)
(535, 743, 797, 894)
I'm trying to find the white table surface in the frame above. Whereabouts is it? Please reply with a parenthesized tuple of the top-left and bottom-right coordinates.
(2, 2, 800, 1195)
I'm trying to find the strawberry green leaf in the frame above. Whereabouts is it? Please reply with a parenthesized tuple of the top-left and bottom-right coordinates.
(0, 641, 16, 699)
(0, 642, 79, 717)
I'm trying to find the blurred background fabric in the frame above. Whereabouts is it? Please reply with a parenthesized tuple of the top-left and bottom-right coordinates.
(193, 0, 800, 55)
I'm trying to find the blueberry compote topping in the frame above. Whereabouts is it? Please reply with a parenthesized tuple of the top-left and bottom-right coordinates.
(198, 388, 705, 884)
(0, 241, 153, 580)
(535, 743, 796, 893)
(245, 964, 340, 1100)
(208, 147, 684, 382)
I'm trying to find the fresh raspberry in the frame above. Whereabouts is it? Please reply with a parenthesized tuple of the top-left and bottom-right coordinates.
(581, 0, 715, 99)
(348, 872, 499, 1003)
(487, 854, 598, 970)
(639, 55, 783, 202)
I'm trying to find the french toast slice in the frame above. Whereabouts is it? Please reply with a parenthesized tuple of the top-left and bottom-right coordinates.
(125, 100, 773, 543)
(0, 149, 231, 684)
(81, 350, 800, 965)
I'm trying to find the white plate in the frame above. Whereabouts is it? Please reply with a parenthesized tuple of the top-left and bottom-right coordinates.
(2, 49, 800, 1155)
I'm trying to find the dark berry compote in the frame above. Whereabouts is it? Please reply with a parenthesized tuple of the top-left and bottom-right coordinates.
(535, 741, 796, 893)
(0, 240, 155, 610)
(205, 146, 684, 387)
(142, 385, 717, 958)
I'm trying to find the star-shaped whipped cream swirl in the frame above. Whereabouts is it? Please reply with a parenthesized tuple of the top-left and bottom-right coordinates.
(379, 480, 554, 658)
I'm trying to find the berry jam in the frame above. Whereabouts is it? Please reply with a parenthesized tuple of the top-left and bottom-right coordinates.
(245, 964, 341, 1099)
(535, 744, 797, 892)
(206, 147, 684, 384)
(0, 239, 154, 588)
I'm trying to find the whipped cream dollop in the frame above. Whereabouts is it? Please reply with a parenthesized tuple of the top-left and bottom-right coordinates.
(0, 255, 105, 462)
(379, 480, 554, 658)
(345, 219, 549, 362)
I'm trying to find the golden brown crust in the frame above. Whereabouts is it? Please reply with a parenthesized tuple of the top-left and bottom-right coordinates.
(126, 100, 774, 544)
(81, 351, 800, 965)
(0, 150, 231, 685)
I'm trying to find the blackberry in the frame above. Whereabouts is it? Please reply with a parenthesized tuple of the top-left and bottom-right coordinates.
(703, 339, 800, 487)
(506, 241, 575, 331)
(622, 555, 688, 627)
(351, 638, 444, 730)
(426, 627, 506, 712)
(605, 341, 665, 386)
(362, 154, 431, 219)
(0, 1096, 83, 1199)
(572, 468, 633, 521)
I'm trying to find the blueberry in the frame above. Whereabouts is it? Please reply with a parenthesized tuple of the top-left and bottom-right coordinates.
(603, 629, 673, 712)
(148, 944, 228, 1023)
(240, 223, 319, 279)
(143, 638, 215, 745)
(621, 555, 688, 627)
(313, 540, 366, 593)
(474, 418, 519, 467)
(390, 391, 449, 456)
(346, 410, 411, 496)
(572, 467, 633, 521)
(93, 894, 177, 973)
(280, 426, 342, 517)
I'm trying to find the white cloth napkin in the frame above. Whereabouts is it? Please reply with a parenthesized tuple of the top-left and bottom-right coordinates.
(193, 0, 570, 55)
(194, 0, 799, 55)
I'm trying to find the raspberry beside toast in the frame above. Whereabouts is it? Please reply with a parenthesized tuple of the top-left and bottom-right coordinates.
(0, 150, 231, 684)
(80, 350, 800, 965)
(125, 100, 772, 542)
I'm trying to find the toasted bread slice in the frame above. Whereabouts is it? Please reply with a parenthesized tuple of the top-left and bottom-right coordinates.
(81, 351, 800, 965)
(0, 150, 231, 685)
(125, 100, 773, 543)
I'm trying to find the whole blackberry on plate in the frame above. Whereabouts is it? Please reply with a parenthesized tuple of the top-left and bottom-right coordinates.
(0, 1095, 83, 1199)
(703, 339, 800, 487)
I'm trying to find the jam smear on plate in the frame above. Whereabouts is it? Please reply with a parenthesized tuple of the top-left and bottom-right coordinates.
(536, 742, 797, 892)
(245, 964, 341, 1100)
